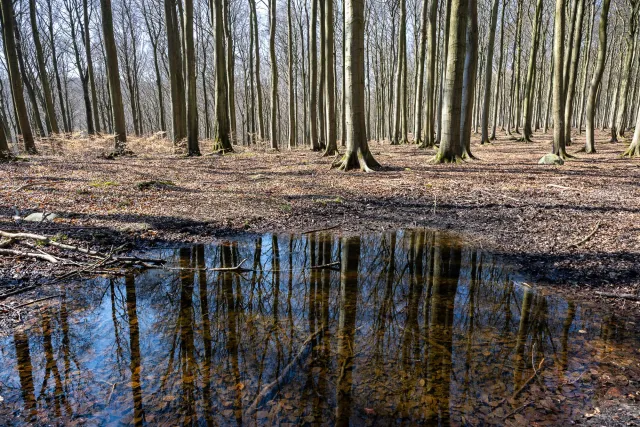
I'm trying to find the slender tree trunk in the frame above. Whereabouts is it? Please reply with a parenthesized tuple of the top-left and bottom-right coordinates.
(585, 0, 610, 153)
(614, 1, 639, 141)
(0, 0, 36, 154)
(249, 0, 264, 141)
(563, 0, 586, 145)
(213, 0, 233, 152)
(521, 0, 544, 142)
(184, 0, 199, 155)
(577, 0, 595, 134)
(224, 0, 236, 142)
(99, 0, 127, 152)
(551, 0, 568, 159)
(480, 0, 499, 144)
(83, 0, 100, 133)
(288, 0, 296, 149)
(489, 0, 505, 141)
(269, 0, 278, 149)
(323, 0, 337, 155)
(165, 0, 186, 143)
(459, 0, 478, 158)
(29, 0, 59, 134)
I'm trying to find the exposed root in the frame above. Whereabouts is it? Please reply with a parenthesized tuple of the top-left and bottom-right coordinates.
(332, 147, 380, 172)
(430, 152, 464, 164)
(210, 140, 234, 154)
(622, 143, 640, 158)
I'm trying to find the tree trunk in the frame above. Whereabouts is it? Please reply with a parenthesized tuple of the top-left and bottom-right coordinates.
(309, 0, 319, 150)
(614, 1, 640, 141)
(480, 0, 499, 144)
(288, 0, 296, 149)
(323, 0, 337, 155)
(433, 0, 468, 162)
(83, 0, 101, 133)
(551, 0, 568, 158)
(459, 0, 478, 158)
(269, 0, 278, 149)
(99, 0, 127, 152)
(334, 0, 380, 171)
(184, 0, 199, 155)
(29, 0, 59, 134)
(213, 0, 233, 152)
(563, 0, 586, 145)
(521, 0, 544, 142)
(249, 0, 265, 141)
(489, 0, 505, 141)
(165, 0, 186, 143)
(224, 0, 236, 142)
(0, 0, 36, 154)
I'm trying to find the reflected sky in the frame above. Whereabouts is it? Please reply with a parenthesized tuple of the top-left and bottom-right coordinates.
(0, 230, 636, 425)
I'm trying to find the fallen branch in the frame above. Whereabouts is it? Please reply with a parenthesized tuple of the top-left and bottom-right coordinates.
(301, 224, 340, 235)
(13, 294, 63, 309)
(0, 248, 58, 263)
(546, 184, 579, 192)
(310, 261, 340, 270)
(595, 291, 640, 302)
(249, 325, 324, 413)
(0, 286, 37, 300)
(512, 358, 545, 400)
(569, 221, 601, 248)
(502, 401, 533, 421)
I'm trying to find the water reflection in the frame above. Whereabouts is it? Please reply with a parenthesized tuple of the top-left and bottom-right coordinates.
(0, 229, 637, 425)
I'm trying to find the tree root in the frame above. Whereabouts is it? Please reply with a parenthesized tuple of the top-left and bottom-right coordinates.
(430, 152, 464, 164)
(332, 148, 380, 172)
(622, 143, 640, 158)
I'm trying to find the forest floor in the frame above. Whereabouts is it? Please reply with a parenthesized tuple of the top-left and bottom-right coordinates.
(1, 129, 639, 322)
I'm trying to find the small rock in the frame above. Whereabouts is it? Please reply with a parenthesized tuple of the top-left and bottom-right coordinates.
(116, 222, 153, 232)
(538, 153, 565, 165)
(23, 212, 59, 222)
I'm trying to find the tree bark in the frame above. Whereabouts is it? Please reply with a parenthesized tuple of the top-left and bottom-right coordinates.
(433, 0, 468, 162)
(99, 0, 127, 152)
(334, 0, 379, 171)
(0, 0, 36, 154)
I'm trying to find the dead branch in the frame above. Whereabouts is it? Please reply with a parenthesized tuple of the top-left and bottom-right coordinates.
(0, 286, 37, 300)
(310, 261, 340, 270)
(249, 325, 325, 413)
(595, 291, 640, 302)
(546, 184, 579, 192)
(301, 224, 340, 235)
(512, 358, 545, 400)
(13, 294, 63, 309)
(569, 221, 601, 248)
(0, 248, 58, 263)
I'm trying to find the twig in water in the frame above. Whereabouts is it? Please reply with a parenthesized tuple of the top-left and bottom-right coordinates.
(13, 294, 63, 309)
(512, 358, 545, 399)
(310, 261, 340, 270)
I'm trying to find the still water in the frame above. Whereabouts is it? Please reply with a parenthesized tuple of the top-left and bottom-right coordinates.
(0, 230, 637, 425)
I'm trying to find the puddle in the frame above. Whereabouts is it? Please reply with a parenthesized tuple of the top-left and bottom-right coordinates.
(0, 229, 638, 425)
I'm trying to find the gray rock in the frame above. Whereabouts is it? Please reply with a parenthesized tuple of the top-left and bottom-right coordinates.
(116, 222, 153, 232)
(538, 153, 564, 165)
(23, 212, 59, 222)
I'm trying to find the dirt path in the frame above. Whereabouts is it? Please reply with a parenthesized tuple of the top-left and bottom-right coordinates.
(1, 130, 639, 319)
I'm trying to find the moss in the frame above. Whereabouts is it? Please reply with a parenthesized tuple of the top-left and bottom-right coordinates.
(89, 180, 119, 188)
